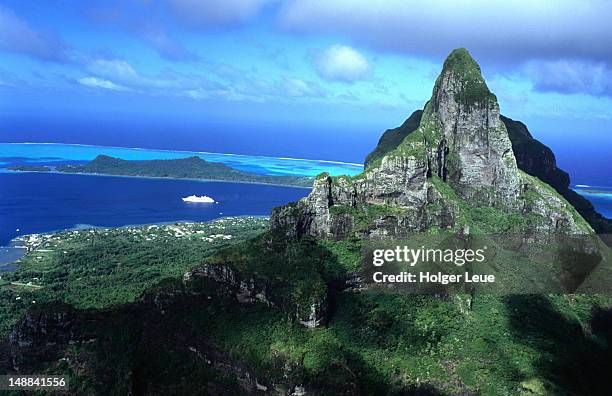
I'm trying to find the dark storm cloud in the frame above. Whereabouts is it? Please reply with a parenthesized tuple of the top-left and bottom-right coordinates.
(277, 0, 612, 65)
(277, 0, 612, 97)
(526, 60, 612, 97)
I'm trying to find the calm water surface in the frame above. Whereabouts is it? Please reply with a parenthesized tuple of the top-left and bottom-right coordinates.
(0, 172, 309, 247)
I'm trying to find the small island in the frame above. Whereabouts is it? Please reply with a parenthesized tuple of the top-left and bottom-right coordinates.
(8, 155, 314, 187)
(7, 165, 51, 172)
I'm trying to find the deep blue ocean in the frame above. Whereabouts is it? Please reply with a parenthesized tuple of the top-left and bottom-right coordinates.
(0, 112, 609, 269)
(0, 172, 309, 246)
(0, 142, 354, 266)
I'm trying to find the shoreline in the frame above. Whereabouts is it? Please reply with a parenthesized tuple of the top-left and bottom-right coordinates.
(1, 169, 313, 189)
(573, 188, 612, 197)
(573, 188, 612, 219)
(0, 215, 270, 269)
(0, 240, 28, 268)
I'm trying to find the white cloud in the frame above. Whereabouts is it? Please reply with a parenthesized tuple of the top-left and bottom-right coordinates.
(82, 57, 234, 98)
(182, 87, 264, 102)
(283, 77, 325, 97)
(78, 56, 326, 102)
(84, 58, 183, 89)
(87, 59, 140, 83)
(315, 45, 371, 83)
(78, 77, 127, 91)
(183, 88, 210, 100)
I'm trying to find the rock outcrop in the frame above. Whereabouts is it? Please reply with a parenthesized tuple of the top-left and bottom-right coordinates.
(501, 115, 612, 234)
(363, 111, 611, 236)
(364, 109, 424, 168)
(272, 48, 593, 240)
(7, 304, 82, 372)
(1, 285, 313, 395)
(426, 48, 521, 207)
(186, 262, 327, 327)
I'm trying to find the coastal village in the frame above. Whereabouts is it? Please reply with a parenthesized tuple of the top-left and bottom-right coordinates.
(15, 219, 248, 252)
(0, 216, 269, 292)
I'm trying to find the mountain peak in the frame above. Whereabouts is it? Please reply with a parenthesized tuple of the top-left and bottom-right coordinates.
(433, 48, 494, 108)
(271, 48, 592, 240)
(442, 48, 480, 75)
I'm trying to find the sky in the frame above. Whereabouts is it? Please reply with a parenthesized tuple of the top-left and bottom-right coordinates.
(0, 0, 611, 166)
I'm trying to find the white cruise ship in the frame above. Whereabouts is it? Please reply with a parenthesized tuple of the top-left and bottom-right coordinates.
(182, 195, 215, 203)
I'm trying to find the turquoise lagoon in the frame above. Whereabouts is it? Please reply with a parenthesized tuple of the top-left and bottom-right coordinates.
(0, 143, 363, 177)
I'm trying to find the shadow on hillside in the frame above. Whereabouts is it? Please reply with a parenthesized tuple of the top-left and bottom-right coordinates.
(402, 384, 449, 396)
(504, 295, 612, 395)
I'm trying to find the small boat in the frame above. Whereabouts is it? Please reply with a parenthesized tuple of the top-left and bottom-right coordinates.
(182, 195, 215, 203)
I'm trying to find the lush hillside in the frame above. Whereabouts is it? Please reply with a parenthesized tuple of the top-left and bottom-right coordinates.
(364, 109, 423, 168)
(0, 218, 268, 337)
(2, 227, 611, 395)
(9, 155, 313, 187)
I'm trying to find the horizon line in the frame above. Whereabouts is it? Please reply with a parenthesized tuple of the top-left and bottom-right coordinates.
(0, 142, 365, 168)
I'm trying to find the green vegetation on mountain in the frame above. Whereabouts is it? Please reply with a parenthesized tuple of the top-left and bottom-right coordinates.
(435, 48, 497, 108)
(2, 227, 611, 395)
(364, 110, 423, 167)
(204, 232, 333, 319)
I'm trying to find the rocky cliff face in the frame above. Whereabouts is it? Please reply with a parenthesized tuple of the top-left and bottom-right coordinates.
(427, 49, 521, 207)
(272, 48, 592, 239)
(187, 261, 326, 328)
(1, 280, 313, 395)
(363, 110, 611, 236)
(501, 116, 612, 234)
